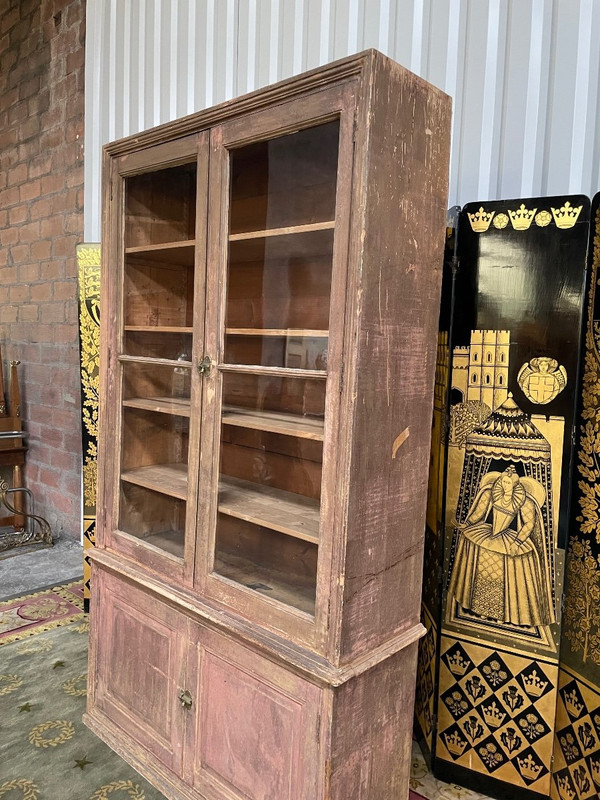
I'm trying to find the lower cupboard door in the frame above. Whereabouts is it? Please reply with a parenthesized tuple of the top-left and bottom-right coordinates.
(92, 570, 186, 776)
(184, 626, 324, 800)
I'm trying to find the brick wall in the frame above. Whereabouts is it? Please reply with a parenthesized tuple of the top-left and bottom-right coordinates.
(0, 0, 85, 539)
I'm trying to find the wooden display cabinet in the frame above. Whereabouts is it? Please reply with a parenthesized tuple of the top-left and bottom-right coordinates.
(86, 50, 451, 800)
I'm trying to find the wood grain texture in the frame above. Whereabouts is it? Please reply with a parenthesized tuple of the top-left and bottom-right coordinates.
(88, 50, 451, 800)
(92, 569, 187, 775)
(222, 405, 324, 440)
(229, 221, 335, 241)
(337, 51, 451, 662)
(327, 642, 419, 799)
(218, 475, 320, 543)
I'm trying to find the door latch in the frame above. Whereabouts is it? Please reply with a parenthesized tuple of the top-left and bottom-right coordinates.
(178, 688, 193, 709)
(197, 356, 212, 375)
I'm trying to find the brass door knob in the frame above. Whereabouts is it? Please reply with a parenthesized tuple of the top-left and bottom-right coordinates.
(178, 688, 193, 709)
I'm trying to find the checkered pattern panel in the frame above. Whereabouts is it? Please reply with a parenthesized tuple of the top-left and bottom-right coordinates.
(437, 637, 558, 795)
(552, 670, 600, 799)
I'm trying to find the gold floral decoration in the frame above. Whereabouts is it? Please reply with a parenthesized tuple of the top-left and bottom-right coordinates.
(78, 247, 100, 515)
(28, 720, 75, 748)
(16, 638, 53, 655)
(18, 598, 70, 621)
(0, 674, 22, 696)
(563, 538, 600, 664)
(0, 780, 40, 799)
(575, 208, 600, 548)
(62, 673, 88, 697)
(535, 210, 552, 227)
(69, 619, 90, 634)
(493, 213, 509, 229)
(88, 781, 145, 799)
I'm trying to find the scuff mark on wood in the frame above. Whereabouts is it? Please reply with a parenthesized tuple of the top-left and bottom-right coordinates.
(391, 427, 410, 459)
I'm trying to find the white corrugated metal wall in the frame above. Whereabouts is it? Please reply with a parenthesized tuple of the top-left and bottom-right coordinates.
(84, 0, 600, 241)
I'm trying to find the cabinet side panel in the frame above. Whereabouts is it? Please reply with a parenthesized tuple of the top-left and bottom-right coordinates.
(341, 56, 451, 660)
(328, 642, 419, 799)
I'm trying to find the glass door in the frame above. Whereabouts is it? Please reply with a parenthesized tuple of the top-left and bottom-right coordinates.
(200, 87, 356, 630)
(110, 136, 207, 579)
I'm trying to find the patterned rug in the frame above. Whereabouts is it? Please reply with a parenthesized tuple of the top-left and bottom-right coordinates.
(0, 581, 167, 800)
(0, 582, 490, 800)
(0, 582, 85, 645)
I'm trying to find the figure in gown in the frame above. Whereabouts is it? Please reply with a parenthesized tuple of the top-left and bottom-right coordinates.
(448, 465, 555, 627)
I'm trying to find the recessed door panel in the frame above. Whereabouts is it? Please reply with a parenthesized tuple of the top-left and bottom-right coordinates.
(187, 626, 323, 800)
(93, 570, 186, 775)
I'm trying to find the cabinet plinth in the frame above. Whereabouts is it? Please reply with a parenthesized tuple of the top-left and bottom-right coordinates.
(87, 49, 451, 800)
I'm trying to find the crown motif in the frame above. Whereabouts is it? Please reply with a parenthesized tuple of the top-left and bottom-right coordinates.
(589, 757, 600, 787)
(468, 206, 495, 233)
(444, 729, 468, 757)
(481, 701, 507, 728)
(551, 201, 583, 229)
(557, 775, 576, 800)
(563, 688, 584, 718)
(447, 650, 470, 676)
(517, 753, 544, 782)
(509, 204, 537, 231)
(522, 670, 548, 698)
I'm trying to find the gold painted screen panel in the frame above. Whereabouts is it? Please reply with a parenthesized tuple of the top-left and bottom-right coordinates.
(77, 243, 101, 609)
(421, 196, 591, 800)
(552, 193, 600, 800)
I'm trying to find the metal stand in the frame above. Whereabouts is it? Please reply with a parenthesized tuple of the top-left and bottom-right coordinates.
(0, 480, 52, 552)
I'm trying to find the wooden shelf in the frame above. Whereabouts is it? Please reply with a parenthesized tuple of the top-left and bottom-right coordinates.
(229, 226, 334, 264)
(225, 328, 328, 338)
(229, 221, 334, 242)
(125, 240, 196, 266)
(214, 553, 315, 615)
(124, 325, 194, 333)
(142, 530, 185, 559)
(222, 405, 323, 441)
(121, 463, 188, 500)
(218, 475, 320, 544)
(119, 354, 193, 368)
(219, 364, 327, 380)
(123, 397, 191, 418)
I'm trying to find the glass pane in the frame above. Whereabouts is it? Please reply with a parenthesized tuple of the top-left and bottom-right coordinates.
(229, 121, 339, 234)
(225, 334, 328, 371)
(123, 251, 194, 339)
(124, 330, 192, 362)
(225, 227, 333, 370)
(224, 123, 338, 372)
(120, 483, 186, 558)
(212, 121, 340, 613)
(122, 361, 191, 413)
(215, 516, 317, 614)
(118, 361, 190, 558)
(125, 163, 197, 247)
(222, 372, 325, 421)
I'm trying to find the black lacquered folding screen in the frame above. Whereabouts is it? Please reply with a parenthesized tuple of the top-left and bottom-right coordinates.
(416, 196, 592, 800)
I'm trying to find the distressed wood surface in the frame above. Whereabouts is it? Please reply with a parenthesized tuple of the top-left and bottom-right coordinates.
(338, 51, 451, 663)
(88, 50, 451, 800)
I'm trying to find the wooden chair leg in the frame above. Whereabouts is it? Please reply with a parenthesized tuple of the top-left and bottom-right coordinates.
(12, 464, 24, 530)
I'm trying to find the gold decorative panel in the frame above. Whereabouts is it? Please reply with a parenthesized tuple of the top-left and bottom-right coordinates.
(77, 244, 100, 609)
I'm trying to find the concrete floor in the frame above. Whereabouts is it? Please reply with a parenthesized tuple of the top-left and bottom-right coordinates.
(0, 536, 84, 601)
